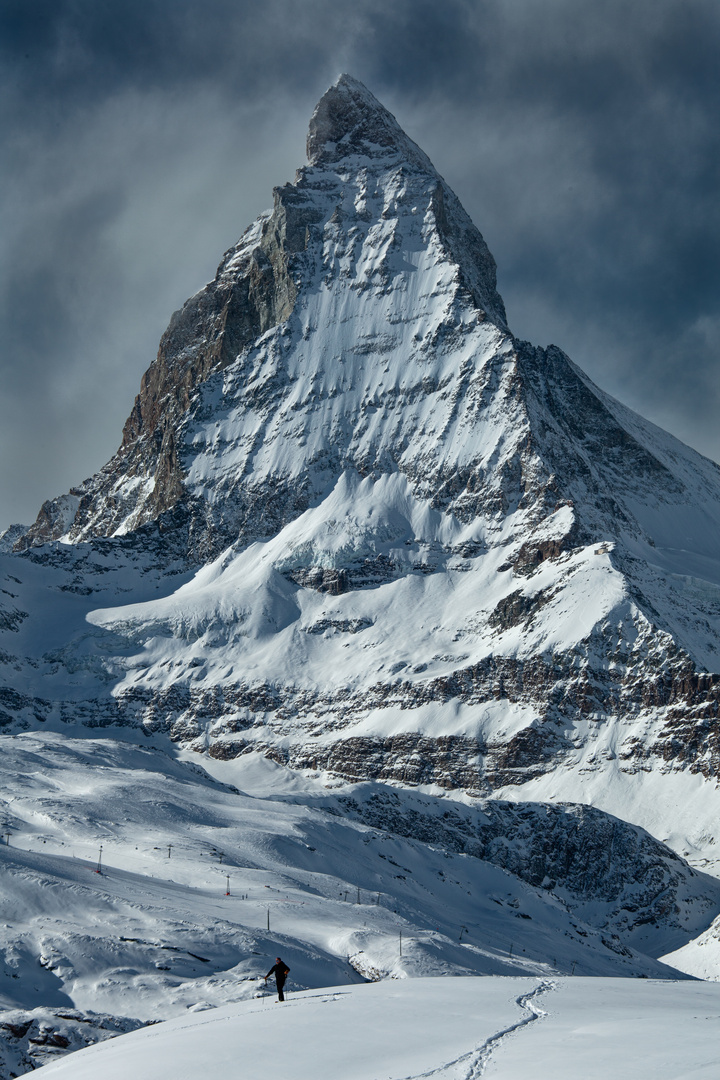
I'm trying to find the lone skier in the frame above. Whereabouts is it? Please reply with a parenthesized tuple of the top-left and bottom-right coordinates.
(265, 957, 290, 1001)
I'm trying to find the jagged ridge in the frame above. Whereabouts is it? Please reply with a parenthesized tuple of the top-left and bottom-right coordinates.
(3, 75, 720, 841)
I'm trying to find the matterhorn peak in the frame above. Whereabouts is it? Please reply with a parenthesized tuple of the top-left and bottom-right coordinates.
(306, 74, 434, 171)
(16, 74, 510, 552)
(5, 73, 720, 889)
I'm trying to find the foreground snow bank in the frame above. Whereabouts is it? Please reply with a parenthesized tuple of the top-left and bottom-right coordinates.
(32, 976, 720, 1080)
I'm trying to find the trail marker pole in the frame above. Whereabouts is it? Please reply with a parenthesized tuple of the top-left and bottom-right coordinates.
(267, 908, 270, 932)
(95, 845, 103, 874)
(509, 942, 514, 957)
(571, 961, 577, 975)
(226, 875, 230, 896)
(399, 931, 402, 957)
(168, 844, 173, 859)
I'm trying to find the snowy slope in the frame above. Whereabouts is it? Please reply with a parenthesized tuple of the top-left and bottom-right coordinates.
(5, 724, 718, 1075)
(1, 731, 697, 1011)
(9, 725, 714, 1073)
(29, 977, 720, 1080)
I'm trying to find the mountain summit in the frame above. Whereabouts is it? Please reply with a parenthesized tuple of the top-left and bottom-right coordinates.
(306, 74, 435, 168)
(4, 77, 720, 850)
(18, 75, 508, 555)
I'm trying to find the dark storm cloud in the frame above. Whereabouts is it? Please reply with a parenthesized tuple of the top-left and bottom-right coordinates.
(2, 0, 719, 529)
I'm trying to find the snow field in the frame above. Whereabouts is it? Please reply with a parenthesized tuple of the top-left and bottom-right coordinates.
(29, 976, 720, 1080)
(484, 977, 720, 1079)
(1, 731, 690, 1034)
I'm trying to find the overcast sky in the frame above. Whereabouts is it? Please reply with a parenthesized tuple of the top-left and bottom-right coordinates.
(2, 0, 719, 531)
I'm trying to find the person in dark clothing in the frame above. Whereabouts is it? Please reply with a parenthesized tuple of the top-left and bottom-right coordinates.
(265, 957, 290, 1001)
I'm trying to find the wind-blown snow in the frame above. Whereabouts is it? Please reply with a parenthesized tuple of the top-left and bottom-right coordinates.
(85, 475, 627, 702)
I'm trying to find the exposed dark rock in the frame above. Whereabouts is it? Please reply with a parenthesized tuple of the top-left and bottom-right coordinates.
(324, 790, 720, 952)
(0, 607, 28, 633)
(304, 617, 374, 634)
(488, 589, 552, 630)
(287, 567, 349, 594)
(0, 1007, 144, 1079)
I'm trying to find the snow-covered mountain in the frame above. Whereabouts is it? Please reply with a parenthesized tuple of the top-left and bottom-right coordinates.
(27, 977, 720, 1080)
(4, 74, 720, 1076)
(4, 75, 720, 837)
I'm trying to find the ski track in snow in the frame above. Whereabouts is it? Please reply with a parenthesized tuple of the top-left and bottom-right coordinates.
(396, 979, 556, 1080)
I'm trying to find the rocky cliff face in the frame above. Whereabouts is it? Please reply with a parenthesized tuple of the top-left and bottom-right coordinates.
(4, 76, 720, 856)
(18, 75, 508, 556)
(326, 786, 720, 952)
(17, 182, 300, 552)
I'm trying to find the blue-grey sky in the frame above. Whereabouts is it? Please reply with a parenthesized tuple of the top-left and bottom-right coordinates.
(2, 0, 719, 530)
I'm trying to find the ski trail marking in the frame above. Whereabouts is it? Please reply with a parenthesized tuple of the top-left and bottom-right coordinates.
(396, 979, 556, 1080)
(468, 979, 555, 1078)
